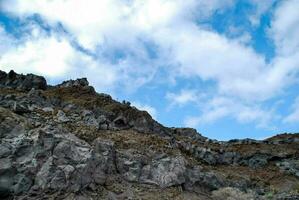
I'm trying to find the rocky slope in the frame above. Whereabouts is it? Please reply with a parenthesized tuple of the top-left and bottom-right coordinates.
(0, 70, 298, 200)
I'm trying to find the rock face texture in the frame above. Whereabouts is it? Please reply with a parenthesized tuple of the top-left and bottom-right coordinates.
(0, 69, 298, 200)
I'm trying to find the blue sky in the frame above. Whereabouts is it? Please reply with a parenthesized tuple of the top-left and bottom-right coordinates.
(1, 0, 299, 140)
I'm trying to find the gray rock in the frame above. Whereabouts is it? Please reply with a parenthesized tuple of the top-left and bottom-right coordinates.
(140, 156, 186, 188)
(277, 160, 299, 177)
(116, 151, 145, 182)
(247, 155, 268, 169)
(194, 147, 218, 165)
(42, 107, 54, 113)
(0, 70, 47, 91)
(0, 177, 12, 198)
(0, 144, 11, 158)
(0, 158, 12, 172)
(81, 110, 99, 128)
(184, 166, 224, 192)
(0, 158, 15, 198)
(92, 139, 116, 174)
(57, 78, 89, 88)
(13, 101, 30, 114)
(53, 140, 91, 165)
(219, 152, 240, 164)
(13, 174, 32, 194)
(56, 110, 70, 122)
(35, 156, 68, 191)
(112, 116, 129, 129)
(173, 128, 207, 142)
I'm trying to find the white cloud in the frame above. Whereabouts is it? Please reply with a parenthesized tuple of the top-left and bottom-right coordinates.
(166, 89, 202, 106)
(0, 24, 118, 91)
(1, 0, 299, 131)
(132, 102, 157, 119)
(0, 37, 73, 77)
(1, 0, 234, 50)
(183, 0, 299, 129)
(0, 0, 238, 92)
(270, 0, 299, 56)
(184, 96, 277, 129)
(155, 24, 298, 102)
(283, 97, 299, 123)
(249, 0, 276, 26)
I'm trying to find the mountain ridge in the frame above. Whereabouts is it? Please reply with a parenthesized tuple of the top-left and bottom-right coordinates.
(0, 69, 298, 199)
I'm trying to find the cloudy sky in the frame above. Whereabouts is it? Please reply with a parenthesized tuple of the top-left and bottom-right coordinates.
(1, 0, 299, 140)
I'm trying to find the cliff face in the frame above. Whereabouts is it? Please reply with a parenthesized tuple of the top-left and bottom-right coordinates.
(0, 70, 298, 200)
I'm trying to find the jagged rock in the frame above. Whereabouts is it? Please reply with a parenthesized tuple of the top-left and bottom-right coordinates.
(56, 110, 70, 122)
(116, 150, 145, 182)
(0, 144, 11, 158)
(219, 151, 241, 164)
(0, 107, 26, 139)
(0, 158, 15, 198)
(42, 107, 54, 113)
(140, 156, 186, 188)
(247, 154, 269, 169)
(184, 166, 224, 192)
(57, 78, 89, 88)
(81, 110, 99, 128)
(92, 139, 116, 174)
(173, 128, 207, 142)
(227, 138, 261, 145)
(177, 141, 219, 165)
(0, 70, 47, 91)
(13, 174, 33, 195)
(13, 101, 30, 114)
(277, 160, 299, 177)
(0, 70, 298, 199)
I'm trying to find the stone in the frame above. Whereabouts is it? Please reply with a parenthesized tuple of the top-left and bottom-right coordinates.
(56, 110, 70, 122)
(140, 156, 186, 188)
(219, 152, 240, 164)
(116, 151, 145, 182)
(27, 88, 42, 97)
(53, 140, 91, 165)
(82, 110, 99, 128)
(0, 178, 12, 198)
(13, 174, 32, 194)
(212, 187, 256, 200)
(13, 101, 30, 114)
(112, 116, 129, 129)
(0, 70, 298, 199)
(42, 107, 54, 113)
(57, 78, 89, 88)
(35, 156, 66, 190)
(0, 157, 12, 171)
(277, 160, 299, 177)
(92, 139, 116, 174)
(0, 158, 14, 198)
(173, 128, 207, 142)
(0, 70, 47, 91)
(247, 155, 268, 169)
(184, 166, 224, 192)
(0, 144, 11, 158)
(19, 73, 47, 90)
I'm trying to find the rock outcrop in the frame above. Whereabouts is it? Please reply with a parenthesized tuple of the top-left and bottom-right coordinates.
(0, 70, 47, 91)
(0, 70, 298, 200)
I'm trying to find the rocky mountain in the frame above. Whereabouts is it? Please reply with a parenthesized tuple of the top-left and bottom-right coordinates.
(0, 70, 298, 200)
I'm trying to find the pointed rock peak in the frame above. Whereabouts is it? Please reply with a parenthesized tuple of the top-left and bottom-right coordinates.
(57, 78, 89, 88)
(0, 69, 47, 90)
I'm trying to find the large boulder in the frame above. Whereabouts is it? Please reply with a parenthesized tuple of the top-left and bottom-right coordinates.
(140, 156, 186, 188)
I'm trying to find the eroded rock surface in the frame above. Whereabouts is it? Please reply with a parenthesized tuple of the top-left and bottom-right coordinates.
(0, 70, 298, 199)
